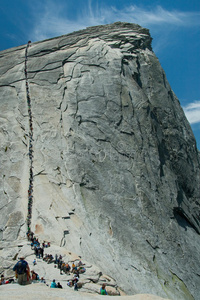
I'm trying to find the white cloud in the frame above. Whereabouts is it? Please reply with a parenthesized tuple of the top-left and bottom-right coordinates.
(30, 2, 200, 42)
(183, 101, 200, 124)
(106, 5, 200, 27)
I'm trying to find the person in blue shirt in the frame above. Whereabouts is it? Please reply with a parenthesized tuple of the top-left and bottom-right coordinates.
(13, 257, 30, 285)
(50, 279, 57, 288)
(100, 283, 108, 295)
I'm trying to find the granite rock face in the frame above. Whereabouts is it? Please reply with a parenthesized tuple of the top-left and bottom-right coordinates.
(0, 22, 200, 299)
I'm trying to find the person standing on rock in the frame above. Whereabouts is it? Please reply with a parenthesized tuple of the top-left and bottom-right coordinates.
(40, 246, 44, 259)
(13, 256, 30, 285)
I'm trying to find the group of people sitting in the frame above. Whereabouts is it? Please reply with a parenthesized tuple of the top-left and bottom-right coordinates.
(3, 230, 109, 295)
(43, 254, 54, 264)
(50, 279, 63, 289)
(57, 258, 86, 276)
(0, 275, 15, 285)
(0, 274, 14, 285)
(5, 254, 108, 294)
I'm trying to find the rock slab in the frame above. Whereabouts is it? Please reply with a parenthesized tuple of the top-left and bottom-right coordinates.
(0, 22, 200, 300)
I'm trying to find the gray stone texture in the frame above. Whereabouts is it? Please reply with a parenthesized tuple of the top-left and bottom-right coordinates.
(0, 22, 200, 299)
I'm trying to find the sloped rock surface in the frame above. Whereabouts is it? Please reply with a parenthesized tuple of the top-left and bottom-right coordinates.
(0, 22, 200, 300)
(0, 240, 121, 295)
(0, 284, 171, 300)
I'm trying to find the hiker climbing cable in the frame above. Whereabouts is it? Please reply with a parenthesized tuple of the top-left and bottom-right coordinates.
(24, 40, 34, 234)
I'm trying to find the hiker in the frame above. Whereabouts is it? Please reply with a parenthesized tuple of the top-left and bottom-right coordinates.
(31, 270, 39, 281)
(30, 231, 34, 239)
(31, 241, 34, 249)
(13, 256, 30, 285)
(55, 254, 58, 264)
(27, 232, 30, 240)
(40, 247, 44, 258)
(74, 278, 78, 291)
(72, 262, 76, 273)
(58, 260, 63, 274)
(100, 283, 108, 295)
(57, 282, 63, 288)
(38, 247, 41, 259)
(67, 280, 73, 287)
(40, 277, 46, 284)
(74, 269, 80, 278)
(34, 246, 38, 257)
(50, 279, 57, 288)
(65, 263, 71, 272)
(78, 260, 83, 266)
(5, 278, 14, 284)
(43, 254, 48, 261)
(0, 275, 5, 285)
(63, 263, 66, 273)
(72, 275, 79, 287)
(47, 254, 54, 264)
(78, 266, 86, 274)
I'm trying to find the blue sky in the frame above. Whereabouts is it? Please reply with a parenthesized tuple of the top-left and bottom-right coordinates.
(0, 0, 200, 149)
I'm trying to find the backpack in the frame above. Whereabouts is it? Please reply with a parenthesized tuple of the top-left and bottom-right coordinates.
(17, 261, 27, 274)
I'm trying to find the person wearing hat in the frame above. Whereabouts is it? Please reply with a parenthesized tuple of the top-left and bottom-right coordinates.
(13, 256, 30, 285)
